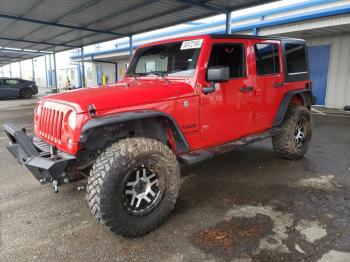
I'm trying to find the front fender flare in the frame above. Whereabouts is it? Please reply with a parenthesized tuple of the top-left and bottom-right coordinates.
(80, 110, 190, 154)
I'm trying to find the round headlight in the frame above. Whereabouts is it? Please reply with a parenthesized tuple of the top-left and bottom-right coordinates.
(68, 111, 77, 130)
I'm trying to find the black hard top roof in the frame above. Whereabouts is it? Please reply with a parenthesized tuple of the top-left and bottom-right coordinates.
(210, 34, 306, 43)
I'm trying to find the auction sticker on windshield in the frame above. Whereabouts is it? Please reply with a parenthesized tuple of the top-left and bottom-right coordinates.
(181, 39, 203, 50)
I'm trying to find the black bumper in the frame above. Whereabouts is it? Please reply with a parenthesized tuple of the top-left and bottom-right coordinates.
(3, 123, 75, 185)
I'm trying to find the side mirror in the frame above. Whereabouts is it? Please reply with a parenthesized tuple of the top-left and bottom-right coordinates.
(207, 66, 230, 82)
(203, 66, 229, 94)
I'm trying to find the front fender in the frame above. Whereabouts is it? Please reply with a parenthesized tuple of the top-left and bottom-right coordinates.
(80, 110, 190, 154)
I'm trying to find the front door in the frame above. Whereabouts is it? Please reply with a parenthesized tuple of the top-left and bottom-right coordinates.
(199, 40, 255, 148)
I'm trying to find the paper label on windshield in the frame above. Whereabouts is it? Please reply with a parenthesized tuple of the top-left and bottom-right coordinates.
(181, 39, 203, 50)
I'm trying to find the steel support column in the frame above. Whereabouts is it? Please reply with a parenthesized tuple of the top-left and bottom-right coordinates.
(226, 12, 232, 34)
(81, 47, 85, 88)
(44, 55, 49, 88)
(32, 58, 35, 82)
(129, 35, 133, 56)
(9, 63, 12, 77)
(53, 53, 58, 92)
(19, 61, 22, 79)
(48, 54, 53, 91)
(1, 67, 4, 77)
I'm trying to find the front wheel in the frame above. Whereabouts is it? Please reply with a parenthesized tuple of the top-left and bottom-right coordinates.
(87, 138, 180, 237)
(272, 105, 312, 160)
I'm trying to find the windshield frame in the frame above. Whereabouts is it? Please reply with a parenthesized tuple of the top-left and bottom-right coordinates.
(126, 40, 203, 78)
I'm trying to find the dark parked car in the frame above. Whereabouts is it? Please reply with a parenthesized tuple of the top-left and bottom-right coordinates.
(0, 78, 38, 99)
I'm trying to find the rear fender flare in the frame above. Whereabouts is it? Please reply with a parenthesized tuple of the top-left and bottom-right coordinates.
(273, 90, 312, 127)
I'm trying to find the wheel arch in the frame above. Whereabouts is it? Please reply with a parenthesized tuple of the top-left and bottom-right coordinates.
(80, 111, 190, 155)
(273, 90, 312, 127)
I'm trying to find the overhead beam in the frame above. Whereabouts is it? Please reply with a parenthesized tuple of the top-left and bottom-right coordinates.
(35, 3, 193, 52)
(23, 0, 159, 51)
(0, 48, 52, 55)
(92, 59, 117, 64)
(0, 0, 46, 35)
(0, 37, 80, 48)
(176, 0, 228, 13)
(17, 0, 104, 45)
(0, 13, 127, 37)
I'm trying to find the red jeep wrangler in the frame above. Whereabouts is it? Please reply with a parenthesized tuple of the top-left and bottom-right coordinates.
(4, 34, 313, 237)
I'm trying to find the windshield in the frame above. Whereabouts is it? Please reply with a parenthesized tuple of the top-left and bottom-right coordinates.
(126, 39, 202, 77)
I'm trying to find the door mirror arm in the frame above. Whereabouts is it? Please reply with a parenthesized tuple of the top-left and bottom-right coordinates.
(202, 82, 216, 94)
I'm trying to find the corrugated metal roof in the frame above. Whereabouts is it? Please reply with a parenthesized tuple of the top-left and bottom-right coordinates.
(0, 0, 274, 64)
(0, 49, 49, 66)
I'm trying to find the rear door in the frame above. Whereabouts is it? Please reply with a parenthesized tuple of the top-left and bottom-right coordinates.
(251, 40, 284, 132)
(199, 39, 256, 147)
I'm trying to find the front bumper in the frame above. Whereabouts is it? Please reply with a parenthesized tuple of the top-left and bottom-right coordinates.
(3, 123, 75, 185)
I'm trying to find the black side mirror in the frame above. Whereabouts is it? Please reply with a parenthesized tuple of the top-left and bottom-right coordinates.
(207, 66, 230, 82)
(203, 66, 230, 94)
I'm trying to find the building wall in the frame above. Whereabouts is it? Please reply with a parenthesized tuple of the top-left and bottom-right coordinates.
(116, 60, 128, 81)
(85, 62, 117, 87)
(307, 34, 350, 109)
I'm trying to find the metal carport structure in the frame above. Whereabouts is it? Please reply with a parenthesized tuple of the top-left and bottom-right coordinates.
(0, 0, 274, 90)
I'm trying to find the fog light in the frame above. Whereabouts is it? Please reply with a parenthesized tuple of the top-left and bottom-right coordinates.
(67, 138, 73, 149)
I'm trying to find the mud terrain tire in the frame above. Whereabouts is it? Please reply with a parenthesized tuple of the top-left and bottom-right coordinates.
(87, 137, 180, 237)
(272, 105, 312, 160)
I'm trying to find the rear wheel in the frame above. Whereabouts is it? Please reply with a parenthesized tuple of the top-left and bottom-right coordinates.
(87, 137, 180, 237)
(272, 105, 312, 160)
(20, 88, 32, 99)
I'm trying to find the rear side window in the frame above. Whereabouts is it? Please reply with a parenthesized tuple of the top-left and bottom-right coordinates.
(285, 44, 308, 74)
(255, 44, 280, 75)
(5, 79, 19, 85)
(208, 43, 246, 78)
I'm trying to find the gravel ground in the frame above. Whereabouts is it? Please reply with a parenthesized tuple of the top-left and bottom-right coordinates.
(1, 98, 350, 262)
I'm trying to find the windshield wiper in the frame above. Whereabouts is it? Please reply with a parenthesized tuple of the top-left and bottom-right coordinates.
(148, 71, 168, 77)
(126, 72, 147, 80)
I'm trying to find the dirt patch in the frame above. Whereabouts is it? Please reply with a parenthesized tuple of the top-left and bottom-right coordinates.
(191, 214, 273, 260)
(292, 175, 341, 190)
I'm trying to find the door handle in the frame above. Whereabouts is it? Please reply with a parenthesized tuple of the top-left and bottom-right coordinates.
(273, 82, 284, 88)
(240, 86, 254, 93)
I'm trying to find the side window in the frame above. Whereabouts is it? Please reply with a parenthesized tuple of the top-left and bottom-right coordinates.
(5, 79, 19, 85)
(208, 43, 246, 78)
(255, 43, 280, 75)
(285, 44, 308, 74)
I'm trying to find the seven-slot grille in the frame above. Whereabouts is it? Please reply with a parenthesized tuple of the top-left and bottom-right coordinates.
(38, 106, 64, 143)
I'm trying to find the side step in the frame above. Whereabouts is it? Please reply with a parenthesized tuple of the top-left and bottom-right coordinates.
(178, 128, 280, 165)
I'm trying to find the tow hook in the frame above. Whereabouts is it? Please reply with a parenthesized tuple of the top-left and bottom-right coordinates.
(52, 180, 59, 193)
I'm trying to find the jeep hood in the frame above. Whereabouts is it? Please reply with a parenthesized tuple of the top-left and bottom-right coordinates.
(43, 80, 193, 113)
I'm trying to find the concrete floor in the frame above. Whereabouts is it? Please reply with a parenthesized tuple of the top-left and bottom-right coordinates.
(1, 97, 350, 262)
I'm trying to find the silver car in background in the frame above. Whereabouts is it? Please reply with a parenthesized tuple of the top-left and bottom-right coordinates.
(0, 78, 38, 99)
